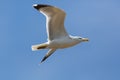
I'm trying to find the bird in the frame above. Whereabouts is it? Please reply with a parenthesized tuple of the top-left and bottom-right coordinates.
(32, 4, 89, 63)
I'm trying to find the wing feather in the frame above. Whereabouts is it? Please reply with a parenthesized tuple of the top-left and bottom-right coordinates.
(33, 4, 68, 41)
(41, 49, 56, 63)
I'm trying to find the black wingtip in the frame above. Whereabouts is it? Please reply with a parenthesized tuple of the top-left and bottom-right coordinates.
(40, 56, 48, 63)
(33, 4, 52, 10)
(33, 4, 40, 10)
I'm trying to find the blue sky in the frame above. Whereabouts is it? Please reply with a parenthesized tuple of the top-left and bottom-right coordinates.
(0, 0, 120, 80)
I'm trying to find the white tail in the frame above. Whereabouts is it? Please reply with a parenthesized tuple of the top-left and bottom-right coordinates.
(31, 43, 48, 51)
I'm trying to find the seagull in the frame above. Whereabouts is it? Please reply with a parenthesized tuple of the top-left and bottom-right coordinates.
(32, 4, 89, 63)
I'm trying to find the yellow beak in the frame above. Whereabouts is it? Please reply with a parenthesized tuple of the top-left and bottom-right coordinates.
(82, 38, 89, 42)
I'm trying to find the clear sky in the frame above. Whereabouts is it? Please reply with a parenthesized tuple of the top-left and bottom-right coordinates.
(0, 0, 120, 80)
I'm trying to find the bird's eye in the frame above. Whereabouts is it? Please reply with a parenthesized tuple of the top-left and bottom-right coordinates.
(79, 38, 82, 39)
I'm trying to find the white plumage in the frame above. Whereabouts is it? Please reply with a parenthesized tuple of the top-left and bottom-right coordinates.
(32, 4, 89, 63)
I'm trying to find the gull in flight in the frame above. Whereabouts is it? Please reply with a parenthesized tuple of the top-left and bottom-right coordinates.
(32, 4, 89, 63)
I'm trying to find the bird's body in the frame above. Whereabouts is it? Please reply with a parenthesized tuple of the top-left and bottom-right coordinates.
(48, 36, 80, 48)
(32, 4, 89, 63)
(32, 36, 81, 49)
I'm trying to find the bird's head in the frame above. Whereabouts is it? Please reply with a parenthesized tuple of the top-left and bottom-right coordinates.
(78, 37, 89, 42)
(72, 36, 89, 42)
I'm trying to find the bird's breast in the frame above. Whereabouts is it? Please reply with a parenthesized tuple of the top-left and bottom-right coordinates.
(48, 37, 80, 48)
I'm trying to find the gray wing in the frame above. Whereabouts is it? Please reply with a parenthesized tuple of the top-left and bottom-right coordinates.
(33, 4, 68, 41)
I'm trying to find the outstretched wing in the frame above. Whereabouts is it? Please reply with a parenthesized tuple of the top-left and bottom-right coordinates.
(33, 4, 68, 41)
(41, 49, 56, 63)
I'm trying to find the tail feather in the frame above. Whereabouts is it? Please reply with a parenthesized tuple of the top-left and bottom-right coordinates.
(31, 43, 48, 51)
